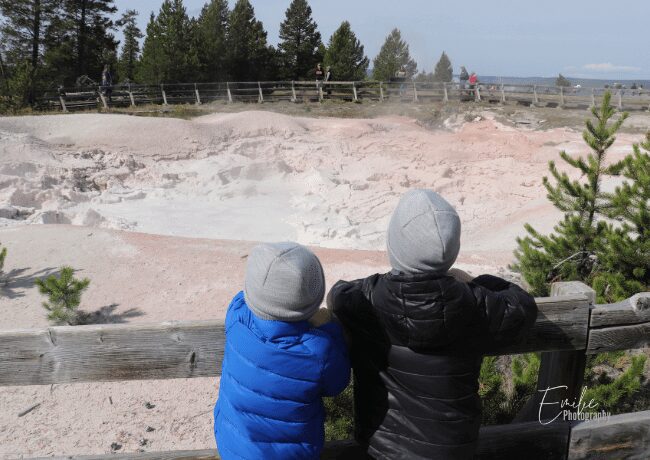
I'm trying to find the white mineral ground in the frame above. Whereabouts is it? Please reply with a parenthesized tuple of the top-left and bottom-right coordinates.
(0, 110, 641, 456)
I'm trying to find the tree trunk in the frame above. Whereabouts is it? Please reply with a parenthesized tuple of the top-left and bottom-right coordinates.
(29, 0, 42, 104)
(77, 0, 87, 79)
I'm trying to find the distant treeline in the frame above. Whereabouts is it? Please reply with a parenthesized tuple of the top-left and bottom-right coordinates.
(0, 0, 456, 109)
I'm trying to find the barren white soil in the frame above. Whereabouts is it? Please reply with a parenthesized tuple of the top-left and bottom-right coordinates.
(0, 110, 642, 457)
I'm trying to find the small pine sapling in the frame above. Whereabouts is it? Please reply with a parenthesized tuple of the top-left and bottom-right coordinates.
(512, 92, 628, 295)
(35, 266, 90, 325)
(594, 134, 650, 302)
(0, 242, 6, 277)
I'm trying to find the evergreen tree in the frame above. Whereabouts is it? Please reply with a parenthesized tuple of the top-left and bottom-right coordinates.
(195, 0, 230, 82)
(137, 13, 163, 84)
(323, 21, 368, 81)
(0, 242, 6, 277)
(593, 134, 650, 302)
(556, 73, 571, 87)
(36, 266, 90, 325)
(432, 51, 453, 83)
(0, 0, 61, 102)
(512, 92, 628, 295)
(138, 0, 198, 84)
(43, 0, 118, 86)
(116, 10, 142, 82)
(372, 29, 417, 81)
(278, 0, 323, 80)
(226, 0, 273, 81)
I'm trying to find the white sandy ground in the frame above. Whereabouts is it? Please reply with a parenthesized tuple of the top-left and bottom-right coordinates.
(0, 110, 644, 457)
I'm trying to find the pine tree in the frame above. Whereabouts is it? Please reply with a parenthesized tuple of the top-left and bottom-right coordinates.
(137, 13, 163, 84)
(593, 134, 650, 302)
(194, 0, 229, 82)
(36, 266, 91, 325)
(116, 10, 142, 82)
(372, 29, 417, 81)
(323, 21, 368, 81)
(278, 0, 323, 80)
(138, 0, 198, 84)
(42, 0, 118, 86)
(226, 0, 273, 81)
(432, 51, 453, 83)
(0, 242, 6, 277)
(0, 0, 61, 102)
(512, 92, 628, 295)
(556, 73, 571, 87)
(583, 354, 646, 413)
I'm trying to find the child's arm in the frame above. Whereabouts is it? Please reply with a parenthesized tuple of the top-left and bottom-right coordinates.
(318, 320, 351, 397)
(469, 275, 538, 346)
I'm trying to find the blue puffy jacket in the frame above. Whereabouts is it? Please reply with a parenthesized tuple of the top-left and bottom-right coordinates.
(214, 292, 351, 459)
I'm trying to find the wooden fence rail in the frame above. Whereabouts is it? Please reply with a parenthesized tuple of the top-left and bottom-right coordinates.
(2, 282, 649, 459)
(34, 81, 650, 113)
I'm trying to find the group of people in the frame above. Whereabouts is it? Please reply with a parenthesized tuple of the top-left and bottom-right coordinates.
(214, 189, 538, 460)
(459, 66, 478, 90)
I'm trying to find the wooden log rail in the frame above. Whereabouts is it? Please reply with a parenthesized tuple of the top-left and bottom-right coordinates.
(2, 282, 649, 459)
(39, 81, 650, 112)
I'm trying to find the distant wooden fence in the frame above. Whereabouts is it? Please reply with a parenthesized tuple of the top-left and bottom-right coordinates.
(2, 281, 650, 459)
(34, 81, 650, 113)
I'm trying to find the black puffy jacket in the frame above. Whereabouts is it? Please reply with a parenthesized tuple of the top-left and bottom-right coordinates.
(328, 272, 537, 460)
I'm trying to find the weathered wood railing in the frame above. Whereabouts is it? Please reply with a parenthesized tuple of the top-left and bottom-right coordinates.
(1, 281, 649, 459)
(35, 81, 650, 113)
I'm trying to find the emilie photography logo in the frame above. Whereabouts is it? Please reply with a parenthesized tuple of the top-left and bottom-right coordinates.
(539, 385, 612, 425)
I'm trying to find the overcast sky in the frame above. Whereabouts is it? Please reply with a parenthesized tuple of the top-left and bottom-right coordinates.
(112, 0, 650, 79)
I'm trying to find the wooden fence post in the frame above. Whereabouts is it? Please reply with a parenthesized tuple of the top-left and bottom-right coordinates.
(291, 81, 297, 103)
(475, 85, 481, 102)
(99, 91, 108, 110)
(533, 85, 539, 105)
(514, 281, 593, 423)
(161, 84, 168, 105)
(59, 94, 67, 112)
(443, 83, 449, 103)
(258, 82, 264, 103)
(559, 86, 565, 107)
(413, 82, 418, 102)
(500, 84, 506, 103)
(617, 90, 623, 110)
(128, 84, 136, 107)
(226, 82, 233, 103)
(352, 82, 358, 102)
(195, 84, 201, 105)
(591, 88, 596, 108)
(379, 82, 384, 102)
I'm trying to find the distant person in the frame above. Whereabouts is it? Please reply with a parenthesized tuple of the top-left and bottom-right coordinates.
(101, 65, 113, 103)
(394, 65, 407, 96)
(459, 66, 469, 89)
(214, 242, 350, 460)
(315, 63, 324, 82)
(468, 72, 478, 98)
(329, 189, 538, 460)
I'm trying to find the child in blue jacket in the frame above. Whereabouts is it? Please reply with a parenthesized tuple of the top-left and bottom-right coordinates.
(214, 242, 351, 460)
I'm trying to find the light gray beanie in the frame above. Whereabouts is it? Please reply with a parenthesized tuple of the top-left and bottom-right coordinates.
(387, 189, 461, 275)
(244, 242, 325, 321)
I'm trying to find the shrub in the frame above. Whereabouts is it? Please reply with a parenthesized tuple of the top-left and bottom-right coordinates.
(35, 266, 90, 325)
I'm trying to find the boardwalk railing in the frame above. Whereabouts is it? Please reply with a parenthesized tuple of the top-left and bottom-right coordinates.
(2, 281, 650, 459)
(35, 81, 650, 113)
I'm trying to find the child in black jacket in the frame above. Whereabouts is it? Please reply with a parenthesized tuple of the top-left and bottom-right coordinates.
(328, 189, 538, 460)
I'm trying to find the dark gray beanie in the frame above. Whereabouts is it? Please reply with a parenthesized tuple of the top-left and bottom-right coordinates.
(244, 242, 325, 321)
(387, 189, 461, 275)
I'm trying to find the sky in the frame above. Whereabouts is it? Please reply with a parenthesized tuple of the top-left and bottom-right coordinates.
(112, 0, 650, 80)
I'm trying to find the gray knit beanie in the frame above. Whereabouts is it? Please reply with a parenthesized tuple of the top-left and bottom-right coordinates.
(387, 189, 461, 275)
(244, 242, 325, 321)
